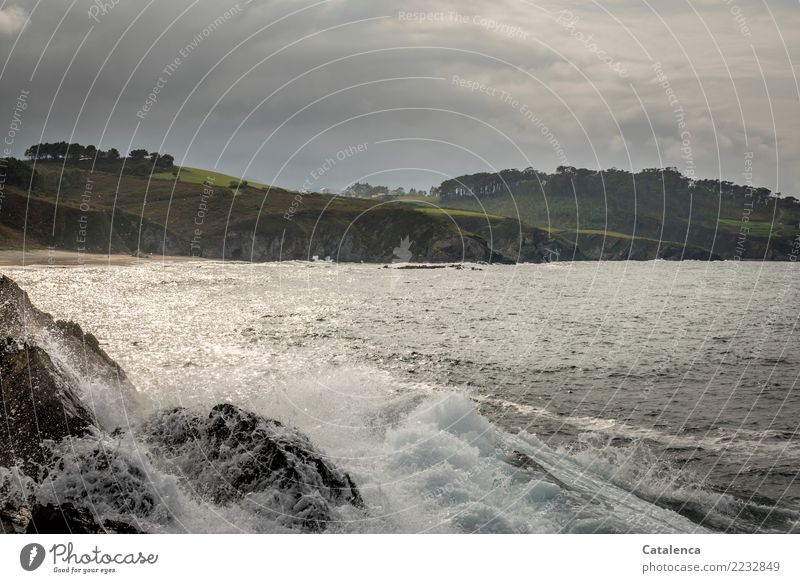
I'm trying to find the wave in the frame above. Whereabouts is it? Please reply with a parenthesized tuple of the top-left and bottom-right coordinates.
(474, 395, 800, 533)
(120, 364, 709, 533)
(4, 359, 725, 533)
(476, 395, 800, 458)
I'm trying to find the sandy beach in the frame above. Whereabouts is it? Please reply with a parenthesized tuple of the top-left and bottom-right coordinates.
(0, 250, 203, 267)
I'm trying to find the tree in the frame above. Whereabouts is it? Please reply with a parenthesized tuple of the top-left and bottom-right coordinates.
(0, 157, 38, 188)
(84, 145, 97, 160)
(67, 143, 84, 162)
(158, 153, 174, 167)
(107, 148, 120, 160)
(129, 148, 148, 160)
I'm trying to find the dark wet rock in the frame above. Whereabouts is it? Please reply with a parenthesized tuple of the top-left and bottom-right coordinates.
(0, 339, 96, 475)
(45, 444, 159, 520)
(0, 506, 31, 534)
(0, 466, 35, 533)
(0, 275, 139, 416)
(1, 274, 362, 533)
(394, 264, 448, 270)
(0, 275, 151, 532)
(143, 404, 363, 531)
(564, 234, 724, 261)
(54, 319, 127, 379)
(2, 495, 142, 534)
(24, 503, 142, 534)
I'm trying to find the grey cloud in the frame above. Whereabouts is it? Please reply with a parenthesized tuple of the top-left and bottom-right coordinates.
(0, 0, 797, 193)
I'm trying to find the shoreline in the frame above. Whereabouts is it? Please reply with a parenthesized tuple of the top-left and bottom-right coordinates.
(0, 250, 204, 267)
(0, 249, 785, 268)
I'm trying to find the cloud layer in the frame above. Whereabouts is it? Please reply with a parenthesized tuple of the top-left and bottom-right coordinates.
(0, 0, 798, 194)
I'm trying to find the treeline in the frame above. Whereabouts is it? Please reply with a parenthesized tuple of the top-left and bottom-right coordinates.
(1, 143, 179, 191)
(437, 165, 797, 207)
(0, 156, 36, 189)
(343, 181, 428, 198)
(23, 142, 175, 173)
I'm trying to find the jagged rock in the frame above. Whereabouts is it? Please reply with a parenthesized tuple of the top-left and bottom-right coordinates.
(0, 275, 151, 532)
(2, 486, 143, 533)
(1, 506, 31, 534)
(44, 442, 159, 520)
(54, 319, 125, 377)
(0, 275, 139, 419)
(25, 503, 141, 534)
(143, 404, 363, 531)
(0, 339, 96, 475)
(0, 274, 363, 533)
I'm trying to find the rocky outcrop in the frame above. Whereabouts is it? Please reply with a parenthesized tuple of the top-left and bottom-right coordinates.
(0, 274, 363, 533)
(421, 214, 582, 263)
(1, 505, 31, 534)
(569, 233, 723, 261)
(143, 404, 363, 532)
(217, 226, 505, 263)
(42, 440, 161, 522)
(0, 275, 140, 422)
(1, 502, 139, 534)
(483, 227, 582, 263)
(24, 503, 142, 534)
(0, 339, 95, 475)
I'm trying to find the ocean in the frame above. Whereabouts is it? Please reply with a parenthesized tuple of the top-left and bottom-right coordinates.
(5, 260, 799, 533)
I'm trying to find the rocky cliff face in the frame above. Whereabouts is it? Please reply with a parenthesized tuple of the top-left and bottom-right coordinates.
(0, 275, 363, 533)
(568, 233, 723, 261)
(0, 275, 141, 430)
(0, 189, 187, 257)
(206, 220, 506, 263)
(0, 339, 96, 475)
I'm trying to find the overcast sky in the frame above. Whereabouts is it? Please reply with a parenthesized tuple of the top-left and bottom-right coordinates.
(1, 0, 798, 194)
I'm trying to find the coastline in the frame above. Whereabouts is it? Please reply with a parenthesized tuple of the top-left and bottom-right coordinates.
(0, 250, 204, 267)
(0, 249, 789, 268)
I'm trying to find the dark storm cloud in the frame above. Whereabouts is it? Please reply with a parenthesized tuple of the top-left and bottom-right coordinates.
(0, 0, 798, 194)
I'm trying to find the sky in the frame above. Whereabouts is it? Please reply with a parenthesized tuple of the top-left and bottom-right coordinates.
(0, 0, 798, 194)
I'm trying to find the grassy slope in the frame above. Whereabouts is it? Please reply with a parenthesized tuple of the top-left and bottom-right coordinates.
(149, 166, 272, 189)
(400, 181, 800, 259)
(1, 166, 505, 261)
(11, 162, 794, 260)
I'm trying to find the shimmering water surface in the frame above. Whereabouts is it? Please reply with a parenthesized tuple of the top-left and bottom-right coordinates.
(5, 260, 799, 533)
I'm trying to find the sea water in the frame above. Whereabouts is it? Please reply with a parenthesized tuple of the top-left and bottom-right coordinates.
(4, 260, 798, 533)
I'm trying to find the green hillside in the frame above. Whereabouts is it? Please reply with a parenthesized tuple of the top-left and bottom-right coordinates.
(423, 166, 800, 260)
(0, 157, 537, 263)
(3, 152, 798, 262)
(149, 166, 272, 189)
